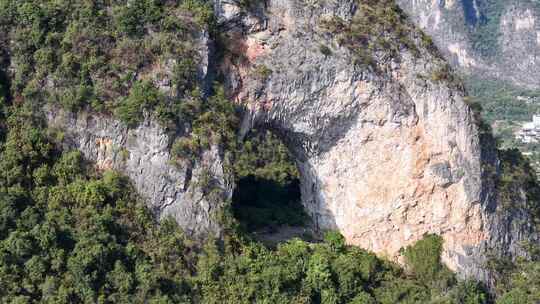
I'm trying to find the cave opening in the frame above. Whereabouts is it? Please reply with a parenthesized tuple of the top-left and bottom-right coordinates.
(231, 129, 311, 242)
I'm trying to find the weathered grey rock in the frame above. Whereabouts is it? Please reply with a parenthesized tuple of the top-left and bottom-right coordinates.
(46, 107, 231, 238)
(215, 0, 538, 282)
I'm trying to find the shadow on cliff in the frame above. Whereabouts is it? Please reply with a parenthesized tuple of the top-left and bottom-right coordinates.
(231, 172, 339, 246)
(230, 126, 340, 245)
(472, 102, 540, 285)
(268, 127, 341, 238)
(297, 160, 341, 236)
(461, 0, 484, 26)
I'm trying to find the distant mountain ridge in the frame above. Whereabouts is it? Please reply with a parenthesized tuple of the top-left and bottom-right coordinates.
(397, 0, 540, 88)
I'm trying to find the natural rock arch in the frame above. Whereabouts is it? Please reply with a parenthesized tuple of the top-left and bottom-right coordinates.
(216, 0, 536, 281)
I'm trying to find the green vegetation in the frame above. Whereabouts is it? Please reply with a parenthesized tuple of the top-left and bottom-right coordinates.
(0, 108, 198, 302)
(496, 149, 540, 221)
(430, 63, 465, 90)
(170, 86, 239, 163)
(115, 80, 165, 127)
(464, 0, 540, 59)
(0, 107, 495, 303)
(467, 0, 506, 58)
(319, 44, 333, 57)
(233, 130, 299, 185)
(237, 0, 263, 10)
(464, 75, 540, 172)
(0, 67, 7, 142)
(1, 0, 540, 303)
(496, 254, 540, 303)
(465, 76, 540, 124)
(320, 0, 421, 68)
(232, 172, 306, 232)
(253, 64, 273, 80)
(231, 130, 307, 232)
(0, 0, 213, 127)
(402, 234, 454, 287)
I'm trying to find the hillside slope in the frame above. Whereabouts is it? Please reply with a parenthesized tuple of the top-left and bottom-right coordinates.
(0, 0, 538, 285)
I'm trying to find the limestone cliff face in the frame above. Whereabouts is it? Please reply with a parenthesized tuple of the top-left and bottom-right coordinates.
(498, 3, 540, 87)
(36, 0, 538, 282)
(214, 0, 537, 281)
(395, 0, 481, 69)
(396, 0, 540, 88)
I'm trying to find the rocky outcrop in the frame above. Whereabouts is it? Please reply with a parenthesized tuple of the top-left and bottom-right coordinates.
(396, 0, 540, 88)
(45, 107, 231, 238)
(42, 27, 231, 238)
(214, 0, 537, 281)
(498, 3, 540, 87)
(396, 0, 482, 69)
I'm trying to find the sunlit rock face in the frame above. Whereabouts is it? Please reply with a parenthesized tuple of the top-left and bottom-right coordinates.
(35, 0, 538, 283)
(214, 0, 537, 282)
(397, 0, 540, 88)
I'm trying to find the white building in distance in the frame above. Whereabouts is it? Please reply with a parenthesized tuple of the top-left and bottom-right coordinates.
(516, 115, 540, 143)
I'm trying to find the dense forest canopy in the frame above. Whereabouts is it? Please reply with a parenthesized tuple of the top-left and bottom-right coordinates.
(0, 0, 214, 129)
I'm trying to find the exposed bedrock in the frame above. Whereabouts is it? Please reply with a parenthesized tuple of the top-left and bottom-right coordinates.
(215, 0, 537, 281)
(46, 107, 231, 238)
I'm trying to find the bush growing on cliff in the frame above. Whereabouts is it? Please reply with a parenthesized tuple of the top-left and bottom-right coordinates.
(319, 0, 421, 68)
(173, 57, 199, 94)
(115, 80, 164, 127)
(497, 148, 540, 221)
(319, 44, 333, 57)
(402, 234, 454, 288)
(170, 85, 239, 161)
(171, 136, 199, 161)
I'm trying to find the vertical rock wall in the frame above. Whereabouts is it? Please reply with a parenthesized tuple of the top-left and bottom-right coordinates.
(45, 108, 230, 237)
